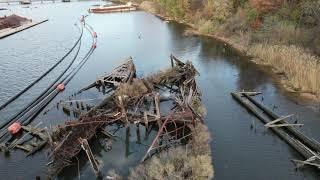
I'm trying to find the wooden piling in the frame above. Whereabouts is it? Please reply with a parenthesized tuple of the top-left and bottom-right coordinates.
(231, 92, 316, 159)
(242, 93, 320, 153)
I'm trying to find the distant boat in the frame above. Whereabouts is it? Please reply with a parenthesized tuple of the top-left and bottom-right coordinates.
(89, 2, 137, 13)
(20, 0, 31, 4)
(62, 0, 70, 2)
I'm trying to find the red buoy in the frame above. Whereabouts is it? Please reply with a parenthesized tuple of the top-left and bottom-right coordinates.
(92, 43, 97, 49)
(93, 32, 97, 38)
(57, 84, 65, 91)
(8, 122, 22, 135)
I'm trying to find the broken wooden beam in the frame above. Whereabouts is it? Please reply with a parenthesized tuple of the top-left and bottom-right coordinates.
(266, 124, 304, 128)
(242, 93, 320, 153)
(79, 138, 101, 177)
(264, 114, 294, 127)
(231, 92, 315, 159)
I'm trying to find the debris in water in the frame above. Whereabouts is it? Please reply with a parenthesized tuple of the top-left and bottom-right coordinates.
(47, 55, 204, 176)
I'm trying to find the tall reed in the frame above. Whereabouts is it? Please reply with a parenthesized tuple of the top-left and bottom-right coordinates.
(249, 44, 320, 94)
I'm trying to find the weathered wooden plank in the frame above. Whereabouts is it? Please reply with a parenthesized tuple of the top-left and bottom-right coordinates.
(242, 93, 320, 153)
(264, 114, 294, 127)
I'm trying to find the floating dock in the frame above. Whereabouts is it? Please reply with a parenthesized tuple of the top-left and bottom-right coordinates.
(0, 19, 48, 39)
(89, 3, 137, 13)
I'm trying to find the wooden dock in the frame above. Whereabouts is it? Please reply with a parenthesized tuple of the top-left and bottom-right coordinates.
(0, 19, 48, 39)
(89, 3, 137, 14)
(231, 92, 320, 169)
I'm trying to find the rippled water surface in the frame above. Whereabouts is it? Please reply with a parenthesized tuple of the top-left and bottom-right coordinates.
(0, 1, 320, 179)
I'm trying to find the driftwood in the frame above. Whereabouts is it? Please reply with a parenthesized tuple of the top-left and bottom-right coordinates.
(79, 138, 101, 177)
(264, 114, 294, 127)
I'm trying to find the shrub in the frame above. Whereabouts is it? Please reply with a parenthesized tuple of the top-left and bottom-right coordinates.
(197, 19, 216, 34)
(203, 0, 233, 22)
(273, 1, 301, 25)
(221, 9, 249, 36)
(300, 0, 320, 27)
(252, 15, 308, 45)
(246, 7, 258, 23)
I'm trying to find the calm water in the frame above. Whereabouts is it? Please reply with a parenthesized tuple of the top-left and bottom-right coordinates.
(0, 1, 320, 179)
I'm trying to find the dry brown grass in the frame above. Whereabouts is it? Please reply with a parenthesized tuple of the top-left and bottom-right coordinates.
(114, 79, 149, 98)
(147, 67, 178, 85)
(191, 96, 207, 118)
(128, 124, 214, 180)
(249, 44, 320, 94)
(139, 1, 159, 14)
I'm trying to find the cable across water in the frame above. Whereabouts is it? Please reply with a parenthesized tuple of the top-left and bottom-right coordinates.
(0, 21, 97, 143)
(0, 23, 84, 111)
(0, 24, 83, 132)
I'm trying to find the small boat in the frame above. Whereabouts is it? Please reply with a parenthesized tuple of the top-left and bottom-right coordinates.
(62, 0, 71, 2)
(89, 2, 137, 13)
(19, 0, 31, 4)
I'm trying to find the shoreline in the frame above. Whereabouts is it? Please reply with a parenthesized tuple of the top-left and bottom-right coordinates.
(139, 4, 319, 104)
(0, 19, 48, 39)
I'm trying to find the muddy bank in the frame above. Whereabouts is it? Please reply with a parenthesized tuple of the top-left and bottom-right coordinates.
(138, 1, 320, 104)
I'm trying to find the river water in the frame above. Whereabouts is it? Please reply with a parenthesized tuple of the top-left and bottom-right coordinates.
(0, 1, 320, 179)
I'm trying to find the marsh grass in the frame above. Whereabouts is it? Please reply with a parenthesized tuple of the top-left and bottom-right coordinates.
(249, 44, 320, 94)
(129, 124, 214, 180)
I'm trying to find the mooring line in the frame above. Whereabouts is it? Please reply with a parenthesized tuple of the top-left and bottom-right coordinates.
(0, 26, 83, 132)
(0, 21, 97, 143)
(22, 25, 96, 126)
(0, 23, 84, 111)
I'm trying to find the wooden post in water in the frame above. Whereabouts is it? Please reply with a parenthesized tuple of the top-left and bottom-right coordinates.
(242, 93, 320, 153)
(136, 123, 141, 144)
(79, 138, 101, 177)
(125, 126, 130, 157)
(231, 92, 316, 159)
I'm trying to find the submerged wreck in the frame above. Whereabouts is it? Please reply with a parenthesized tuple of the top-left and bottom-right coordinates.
(46, 55, 213, 178)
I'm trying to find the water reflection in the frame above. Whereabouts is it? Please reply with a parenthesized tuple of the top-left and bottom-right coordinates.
(0, 2, 320, 180)
(197, 36, 271, 91)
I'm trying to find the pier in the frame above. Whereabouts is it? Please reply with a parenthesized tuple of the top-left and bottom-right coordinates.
(0, 19, 48, 39)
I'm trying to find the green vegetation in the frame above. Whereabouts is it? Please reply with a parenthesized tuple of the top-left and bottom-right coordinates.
(122, 0, 320, 97)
